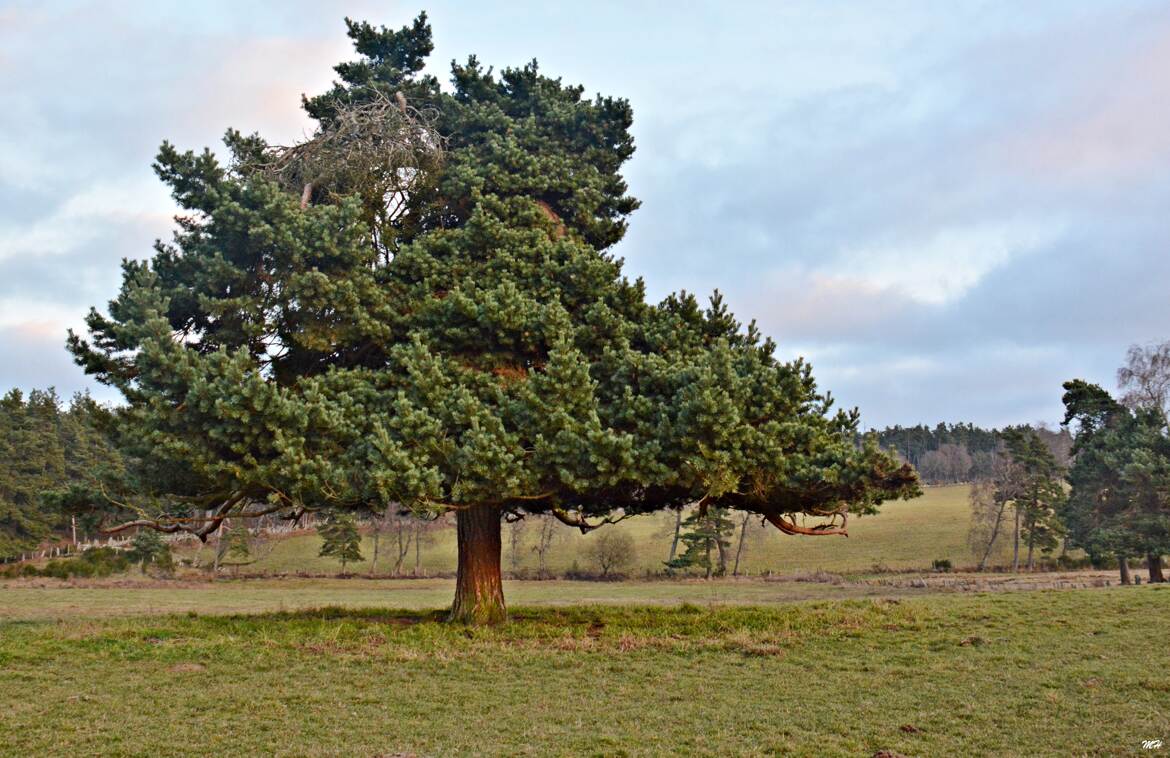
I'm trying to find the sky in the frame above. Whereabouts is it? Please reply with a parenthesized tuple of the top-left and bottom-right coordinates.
(3, 0, 1170, 429)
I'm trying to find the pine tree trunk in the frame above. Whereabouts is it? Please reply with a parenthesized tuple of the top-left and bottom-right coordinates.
(1147, 553, 1165, 584)
(370, 529, 381, 576)
(1119, 556, 1132, 585)
(1012, 506, 1020, 573)
(1025, 516, 1036, 571)
(414, 524, 421, 576)
(715, 536, 728, 576)
(667, 508, 682, 563)
(733, 512, 750, 577)
(450, 505, 505, 624)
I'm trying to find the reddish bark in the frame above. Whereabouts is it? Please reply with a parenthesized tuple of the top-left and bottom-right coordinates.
(450, 505, 506, 624)
(762, 511, 848, 537)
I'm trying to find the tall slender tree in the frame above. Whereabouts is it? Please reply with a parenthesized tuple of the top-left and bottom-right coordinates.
(67, 14, 918, 622)
(1000, 428, 1065, 571)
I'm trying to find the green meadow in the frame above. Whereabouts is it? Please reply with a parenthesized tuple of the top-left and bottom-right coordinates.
(183, 485, 1011, 577)
(1, 586, 1165, 756)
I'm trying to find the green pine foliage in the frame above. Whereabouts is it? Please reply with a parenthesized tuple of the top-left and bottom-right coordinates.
(318, 513, 365, 570)
(0, 389, 63, 556)
(1062, 380, 1170, 568)
(127, 528, 171, 572)
(223, 524, 252, 562)
(1001, 427, 1065, 564)
(67, 14, 918, 617)
(666, 507, 737, 578)
(0, 389, 121, 558)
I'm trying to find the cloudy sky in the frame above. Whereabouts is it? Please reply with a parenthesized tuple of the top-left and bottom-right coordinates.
(3, 1, 1169, 429)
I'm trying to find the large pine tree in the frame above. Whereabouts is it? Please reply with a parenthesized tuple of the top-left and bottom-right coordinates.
(69, 14, 918, 622)
(1062, 380, 1170, 583)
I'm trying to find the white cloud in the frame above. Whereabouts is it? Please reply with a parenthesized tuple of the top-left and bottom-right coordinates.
(834, 220, 1064, 305)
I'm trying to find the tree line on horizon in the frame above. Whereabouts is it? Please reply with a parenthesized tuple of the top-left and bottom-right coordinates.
(0, 388, 122, 560)
(866, 422, 1072, 485)
(963, 343, 1170, 584)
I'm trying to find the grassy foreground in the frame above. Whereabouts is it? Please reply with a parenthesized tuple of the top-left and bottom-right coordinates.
(2, 586, 1167, 756)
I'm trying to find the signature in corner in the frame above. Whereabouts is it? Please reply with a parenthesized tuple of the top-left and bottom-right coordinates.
(1143, 739, 1164, 750)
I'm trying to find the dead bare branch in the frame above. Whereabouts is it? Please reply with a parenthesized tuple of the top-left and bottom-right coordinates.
(550, 507, 632, 534)
(248, 92, 445, 232)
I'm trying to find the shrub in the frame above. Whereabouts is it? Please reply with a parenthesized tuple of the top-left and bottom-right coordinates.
(932, 559, 953, 573)
(1056, 554, 1094, 570)
(127, 530, 172, 574)
(2, 547, 132, 579)
(584, 530, 635, 578)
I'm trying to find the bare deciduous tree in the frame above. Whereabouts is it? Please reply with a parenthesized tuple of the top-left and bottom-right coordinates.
(369, 506, 421, 576)
(732, 511, 754, 576)
(917, 443, 973, 484)
(1118, 341, 1170, 418)
(506, 517, 527, 574)
(968, 452, 1021, 570)
(531, 514, 563, 578)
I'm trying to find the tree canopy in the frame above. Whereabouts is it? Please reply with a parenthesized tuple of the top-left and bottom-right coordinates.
(1062, 380, 1170, 580)
(68, 13, 919, 622)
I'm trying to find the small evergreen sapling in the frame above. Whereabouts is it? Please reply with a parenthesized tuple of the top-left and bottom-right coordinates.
(319, 513, 365, 571)
(667, 506, 736, 578)
(127, 528, 172, 574)
(224, 525, 252, 562)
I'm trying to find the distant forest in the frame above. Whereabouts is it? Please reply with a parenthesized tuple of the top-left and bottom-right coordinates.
(866, 423, 1073, 485)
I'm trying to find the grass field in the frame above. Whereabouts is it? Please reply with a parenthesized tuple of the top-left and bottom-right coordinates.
(0, 578, 908, 621)
(1, 583, 1167, 756)
(2, 487, 1141, 756)
(182, 485, 1013, 577)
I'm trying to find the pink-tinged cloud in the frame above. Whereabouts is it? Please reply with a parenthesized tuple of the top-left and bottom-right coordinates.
(739, 268, 918, 343)
(7, 320, 62, 341)
(994, 20, 1170, 182)
(185, 35, 355, 148)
